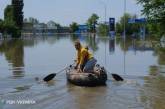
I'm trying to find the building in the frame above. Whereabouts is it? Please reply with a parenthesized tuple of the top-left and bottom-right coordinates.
(75, 25, 89, 33)
(47, 21, 58, 30)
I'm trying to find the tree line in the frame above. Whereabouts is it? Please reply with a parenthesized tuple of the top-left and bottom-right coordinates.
(0, 0, 164, 39)
(116, 0, 165, 39)
(70, 13, 109, 36)
(0, 0, 23, 38)
(137, 0, 165, 39)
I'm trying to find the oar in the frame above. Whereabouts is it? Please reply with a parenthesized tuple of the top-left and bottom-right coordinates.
(43, 63, 75, 82)
(44, 63, 124, 82)
(98, 65, 124, 81)
(111, 73, 124, 81)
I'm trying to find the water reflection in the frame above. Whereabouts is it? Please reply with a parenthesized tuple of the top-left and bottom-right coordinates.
(70, 34, 99, 52)
(14, 85, 32, 92)
(116, 37, 154, 52)
(0, 35, 164, 109)
(141, 41, 165, 108)
(0, 35, 164, 78)
(66, 84, 108, 109)
(153, 42, 165, 65)
(141, 67, 165, 109)
(0, 36, 64, 78)
(109, 38, 115, 54)
(85, 34, 99, 52)
(0, 39, 25, 78)
(150, 41, 165, 73)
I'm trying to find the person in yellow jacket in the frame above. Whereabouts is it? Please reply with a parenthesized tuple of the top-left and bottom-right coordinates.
(74, 40, 97, 73)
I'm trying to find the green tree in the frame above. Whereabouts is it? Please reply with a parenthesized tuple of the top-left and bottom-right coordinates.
(87, 13, 99, 33)
(3, 4, 21, 38)
(69, 22, 79, 33)
(0, 19, 4, 32)
(4, 5, 14, 22)
(98, 23, 109, 36)
(28, 17, 39, 24)
(0, 19, 2, 22)
(116, 22, 122, 34)
(137, 0, 165, 36)
(3, 19, 20, 38)
(12, 0, 24, 29)
(3, 5, 20, 38)
(116, 13, 140, 36)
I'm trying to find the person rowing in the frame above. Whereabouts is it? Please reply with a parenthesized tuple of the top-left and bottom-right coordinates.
(43, 40, 124, 82)
(74, 40, 97, 73)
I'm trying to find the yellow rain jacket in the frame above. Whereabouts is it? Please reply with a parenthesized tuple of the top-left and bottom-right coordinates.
(76, 47, 93, 65)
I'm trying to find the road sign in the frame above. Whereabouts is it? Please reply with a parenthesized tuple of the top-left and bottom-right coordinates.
(128, 18, 146, 23)
(109, 18, 115, 31)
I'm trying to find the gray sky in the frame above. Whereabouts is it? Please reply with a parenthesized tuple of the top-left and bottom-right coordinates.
(0, 0, 142, 26)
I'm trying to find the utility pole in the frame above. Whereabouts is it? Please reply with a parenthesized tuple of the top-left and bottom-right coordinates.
(99, 0, 107, 24)
(123, 0, 126, 75)
(124, 0, 126, 40)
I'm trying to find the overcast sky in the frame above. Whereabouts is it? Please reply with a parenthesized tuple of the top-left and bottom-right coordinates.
(0, 0, 143, 26)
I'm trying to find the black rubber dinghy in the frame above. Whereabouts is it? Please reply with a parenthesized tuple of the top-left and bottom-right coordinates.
(66, 65, 107, 87)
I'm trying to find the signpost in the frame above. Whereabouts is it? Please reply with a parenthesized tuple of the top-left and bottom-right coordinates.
(109, 18, 115, 38)
(128, 18, 146, 23)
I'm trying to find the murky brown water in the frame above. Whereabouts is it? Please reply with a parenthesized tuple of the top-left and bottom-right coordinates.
(0, 34, 165, 109)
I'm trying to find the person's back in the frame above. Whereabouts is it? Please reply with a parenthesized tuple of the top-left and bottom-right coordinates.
(81, 47, 93, 62)
(74, 40, 97, 73)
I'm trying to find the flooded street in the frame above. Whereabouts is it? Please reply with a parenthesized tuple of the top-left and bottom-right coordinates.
(0, 34, 165, 109)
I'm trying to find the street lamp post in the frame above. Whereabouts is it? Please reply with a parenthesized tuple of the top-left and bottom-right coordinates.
(123, 0, 126, 74)
(99, 1, 108, 67)
(104, 3, 107, 24)
(124, 0, 126, 40)
(99, 0, 107, 24)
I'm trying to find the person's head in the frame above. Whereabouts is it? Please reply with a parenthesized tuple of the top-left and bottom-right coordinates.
(74, 40, 81, 50)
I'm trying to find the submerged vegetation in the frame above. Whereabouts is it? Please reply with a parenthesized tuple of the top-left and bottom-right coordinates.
(137, 0, 165, 39)
(116, 13, 140, 36)
(97, 23, 109, 36)
(69, 22, 79, 33)
(86, 13, 99, 33)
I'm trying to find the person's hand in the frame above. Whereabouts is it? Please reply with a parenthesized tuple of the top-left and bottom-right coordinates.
(74, 63, 78, 69)
(74, 66, 78, 69)
(77, 68, 83, 73)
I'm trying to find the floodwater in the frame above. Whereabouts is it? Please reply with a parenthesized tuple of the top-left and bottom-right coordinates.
(0, 34, 165, 109)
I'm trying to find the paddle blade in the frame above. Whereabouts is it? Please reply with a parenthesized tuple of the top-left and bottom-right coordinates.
(111, 74, 124, 81)
(43, 73, 56, 82)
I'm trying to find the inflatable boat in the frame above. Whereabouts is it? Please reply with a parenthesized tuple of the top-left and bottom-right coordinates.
(66, 65, 107, 87)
